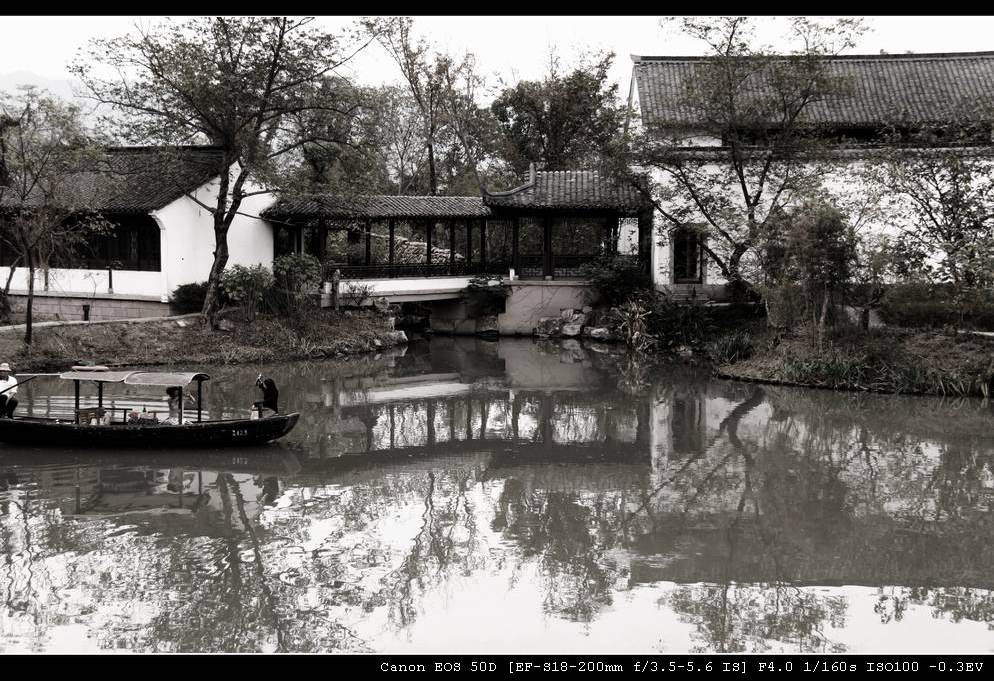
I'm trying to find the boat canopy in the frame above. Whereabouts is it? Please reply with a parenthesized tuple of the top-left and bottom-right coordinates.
(124, 372, 210, 387)
(59, 368, 210, 386)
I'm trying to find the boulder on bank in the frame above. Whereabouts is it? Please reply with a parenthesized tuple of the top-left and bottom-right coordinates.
(582, 326, 614, 342)
(535, 316, 565, 337)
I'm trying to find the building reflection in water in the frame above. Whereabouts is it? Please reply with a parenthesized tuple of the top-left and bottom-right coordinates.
(2, 337, 994, 653)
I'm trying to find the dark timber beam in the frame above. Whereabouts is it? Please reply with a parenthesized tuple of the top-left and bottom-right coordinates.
(511, 217, 520, 274)
(543, 215, 553, 279)
(448, 219, 456, 271)
(388, 219, 395, 267)
(480, 219, 487, 270)
(364, 219, 372, 266)
(465, 220, 473, 264)
(425, 217, 432, 266)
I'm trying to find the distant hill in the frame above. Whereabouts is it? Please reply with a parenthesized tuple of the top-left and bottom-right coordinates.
(0, 70, 81, 102)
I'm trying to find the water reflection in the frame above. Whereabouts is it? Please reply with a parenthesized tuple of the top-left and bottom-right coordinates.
(2, 336, 994, 652)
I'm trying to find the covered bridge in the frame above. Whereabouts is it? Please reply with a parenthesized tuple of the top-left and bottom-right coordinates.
(262, 167, 653, 283)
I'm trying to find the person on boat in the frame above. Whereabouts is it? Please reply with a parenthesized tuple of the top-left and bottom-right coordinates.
(252, 374, 279, 416)
(163, 386, 195, 425)
(0, 363, 18, 418)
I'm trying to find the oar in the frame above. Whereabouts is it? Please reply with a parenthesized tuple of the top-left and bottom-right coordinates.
(0, 373, 53, 396)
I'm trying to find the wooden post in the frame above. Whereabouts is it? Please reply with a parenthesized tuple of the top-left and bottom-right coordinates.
(480, 219, 487, 271)
(388, 219, 395, 269)
(638, 208, 653, 275)
(512, 217, 520, 274)
(449, 219, 456, 273)
(389, 404, 396, 450)
(364, 219, 372, 266)
(331, 269, 341, 312)
(427, 400, 436, 445)
(425, 218, 432, 266)
(465, 220, 473, 264)
(318, 219, 328, 261)
(543, 215, 553, 279)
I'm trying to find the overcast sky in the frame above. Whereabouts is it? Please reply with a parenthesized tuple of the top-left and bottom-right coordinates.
(3, 15, 994, 101)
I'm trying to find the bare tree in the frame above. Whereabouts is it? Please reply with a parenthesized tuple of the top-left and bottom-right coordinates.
(626, 16, 867, 296)
(73, 16, 374, 327)
(0, 87, 109, 344)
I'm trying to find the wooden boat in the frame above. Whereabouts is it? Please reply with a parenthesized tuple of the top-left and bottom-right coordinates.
(0, 367, 299, 448)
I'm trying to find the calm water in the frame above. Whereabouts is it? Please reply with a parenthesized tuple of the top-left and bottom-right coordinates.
(2, 336, 994, 653)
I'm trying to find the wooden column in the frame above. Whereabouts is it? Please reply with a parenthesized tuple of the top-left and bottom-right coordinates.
(318, 218, 328, 261)
(479, 219, 487, 271)
(638, 208, 653, 275)
(425, 218, 432, 266)
(511, 217, 520, 273)
(448, 219, 456, 272)
(542, 215, 553, 279)
(427, 401, 436, 445)
(364, 219, 372, 266)
(390, 404, 396, 450)
(388, 219, 395, 268)
(540, 394, 554, 446)
(465, 220, 473, 264)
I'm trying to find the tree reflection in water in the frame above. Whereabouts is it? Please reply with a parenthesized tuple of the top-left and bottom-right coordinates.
(2, 339, 994, 652)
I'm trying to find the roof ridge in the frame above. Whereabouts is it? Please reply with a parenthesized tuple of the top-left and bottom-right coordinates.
(635, 50, 994, 63)
(104, 145, 225, 152)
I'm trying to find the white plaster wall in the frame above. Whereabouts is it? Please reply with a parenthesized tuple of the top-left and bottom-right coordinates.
(0, 267, 162, 299)
(647, 156, 903, 292)
(151, 169, 275, 301)
(0, 169, 275, 304)
(344, 276, 473, 297)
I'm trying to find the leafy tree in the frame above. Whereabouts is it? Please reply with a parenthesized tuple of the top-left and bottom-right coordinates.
(288, 79, 395, 195)
(491, 51, 623, 175)
(73, 16, 373, 327)
(0, 87, 110, 344)
(862, 114, 994, 323)
(625, 17, 867, 296)
(371, 17, 500, 196)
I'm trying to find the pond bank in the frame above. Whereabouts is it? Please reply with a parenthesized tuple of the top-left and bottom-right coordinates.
(714, 325, 994, 398)
(0, 309, 407, 372)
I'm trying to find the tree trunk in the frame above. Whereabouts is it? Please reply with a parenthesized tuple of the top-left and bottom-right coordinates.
(817, 289, 830, 350)
(725, 246, 752, 302)
(24, 250, 35, 346)
(427, 141, 437, 196)
(1, 258, 19, 324)
(201, 221, 230, 328)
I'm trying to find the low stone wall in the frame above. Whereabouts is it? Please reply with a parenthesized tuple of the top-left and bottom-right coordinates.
(428, 280, 593, 336)
(7, 293, 171, 322)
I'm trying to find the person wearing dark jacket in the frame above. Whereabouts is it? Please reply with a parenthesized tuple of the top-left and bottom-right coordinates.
(253, 375, 279, 416)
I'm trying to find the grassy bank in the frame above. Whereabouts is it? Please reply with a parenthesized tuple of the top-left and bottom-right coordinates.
(0, 308, 406, 372)
(715, 324, 994, 398)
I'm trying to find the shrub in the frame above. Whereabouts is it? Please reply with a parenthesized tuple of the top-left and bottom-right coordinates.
(706, 330, 756, 366)
(880, 284, 994, 331)
(647, 294, 714, 350)
(269, 253, 322, 317)
(464, 275, 511, 317)
(579, 255, 651, 308)
(273, 253, 322, 293)
(342, 281, 373, 308)
(169, 281, 209, 314)
(221, 265, 274, 319)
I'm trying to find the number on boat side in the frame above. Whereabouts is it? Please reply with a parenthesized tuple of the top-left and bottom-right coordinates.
(232, 429, 248, 437)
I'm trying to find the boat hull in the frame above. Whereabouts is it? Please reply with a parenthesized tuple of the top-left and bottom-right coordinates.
(0, 413, 300, 448)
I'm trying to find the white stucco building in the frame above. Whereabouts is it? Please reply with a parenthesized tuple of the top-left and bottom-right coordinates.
(1, 146, 274, 320)
(626, 51, 994, 299)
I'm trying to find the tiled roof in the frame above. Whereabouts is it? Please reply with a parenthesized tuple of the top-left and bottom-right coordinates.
(263, 195, 491, 220)
(2, 146, 225, 214)
(633, 51, 994, 129)
(482, 167, 644, 212)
